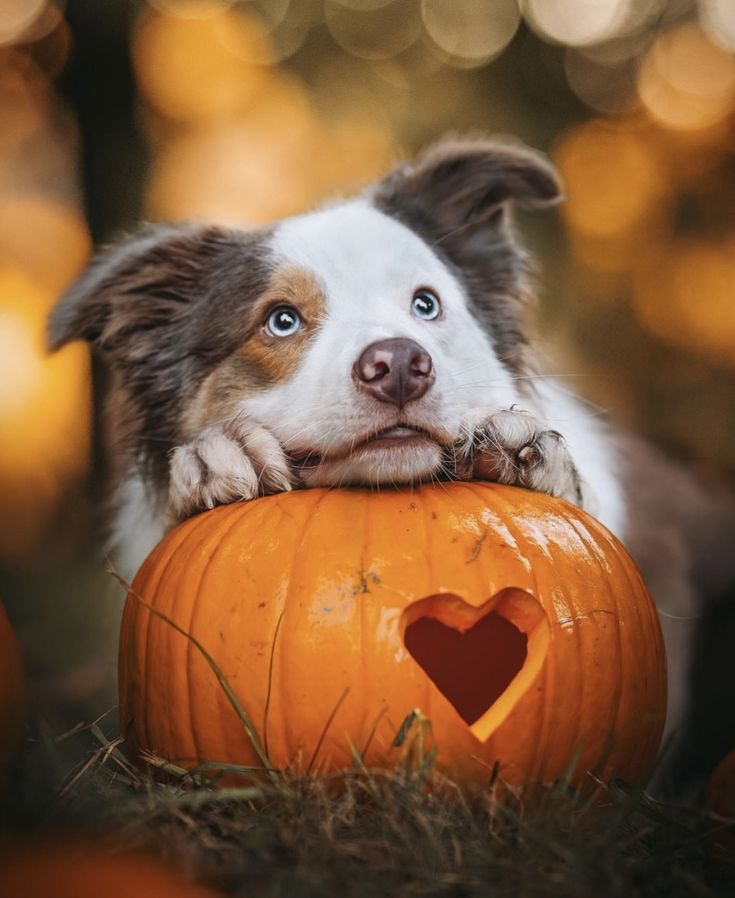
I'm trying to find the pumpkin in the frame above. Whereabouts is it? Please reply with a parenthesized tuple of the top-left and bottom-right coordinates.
(119, 483, 666, 788)
(708, 749, 735, 842)
(0, 838, 220, 898)
(0, 599, 26, 786)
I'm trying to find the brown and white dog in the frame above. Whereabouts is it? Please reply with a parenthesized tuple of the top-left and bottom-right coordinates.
(49, 136, 735, 739)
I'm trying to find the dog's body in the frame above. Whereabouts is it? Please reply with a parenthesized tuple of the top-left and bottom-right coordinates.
(50, 137, 735, 738)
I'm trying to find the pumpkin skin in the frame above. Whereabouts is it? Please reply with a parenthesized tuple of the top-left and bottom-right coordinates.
(119, 483, 666, 788)
(0, 599, 26, 786)
(708, 749, 735, 847)
(0, 838, 220, 898)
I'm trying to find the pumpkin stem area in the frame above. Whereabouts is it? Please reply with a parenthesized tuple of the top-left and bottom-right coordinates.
(402, 590, 550, 741)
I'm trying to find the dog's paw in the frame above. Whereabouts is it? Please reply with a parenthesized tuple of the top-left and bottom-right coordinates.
(456, 408, 584, 505)
(168, 417, 294, 519)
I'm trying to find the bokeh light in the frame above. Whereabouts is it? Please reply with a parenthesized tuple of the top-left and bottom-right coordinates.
(325, 0, 422, 61)
(138, 1, 397, 227)
(0, 199, 90, 291)
(554, 120, 667, 272)
(0, 308, 44, 418)
(700, 0, 735, 52)
(637, 22, 735, 131)
(146, 124, 318, 224)
(521, 0, 631, 48)
(564, 49, 638, 114)
(247, 1, 315, 62)
(0, 0, 47, 46)
(0, 51, 50, 152)
(149, 0, 235, 17)
(133, 4, 272, 122)
(0, 0, 92, 562)
(0, 270, 91, 560)
(632, 235, 735, 368)
(421, 0, 521, 68)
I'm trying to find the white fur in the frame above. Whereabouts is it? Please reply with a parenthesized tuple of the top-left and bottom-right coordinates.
(243, 200, 523, 485)
(111, 474, 168, 583)
(524, 380, 626, 538)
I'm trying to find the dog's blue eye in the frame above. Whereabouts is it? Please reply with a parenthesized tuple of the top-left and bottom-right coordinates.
(411, 289, 441, 321)
(266, 305, 302, 337)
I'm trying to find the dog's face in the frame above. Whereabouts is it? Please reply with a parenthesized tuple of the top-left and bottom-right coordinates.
(234, 200, 516, 487)
(49, 137, 561, 492)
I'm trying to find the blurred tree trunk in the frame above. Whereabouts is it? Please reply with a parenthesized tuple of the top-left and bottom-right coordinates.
(59, 0, 148, 241)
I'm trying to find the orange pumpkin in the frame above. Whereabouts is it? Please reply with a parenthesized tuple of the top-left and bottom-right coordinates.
(119, 483, 666, 788)
(0, 838, 220, 898)
(708, 749, 735, 828)
(0, 599, 26, 786)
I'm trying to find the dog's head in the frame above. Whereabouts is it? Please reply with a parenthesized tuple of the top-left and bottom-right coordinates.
(49, 136, 561, 491)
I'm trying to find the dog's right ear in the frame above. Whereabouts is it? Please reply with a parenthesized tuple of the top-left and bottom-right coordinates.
(373, 135, 562, 246)
(47, 224, 231, 358)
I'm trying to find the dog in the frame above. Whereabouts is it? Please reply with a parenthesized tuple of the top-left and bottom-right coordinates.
(49, 135, 735, 745)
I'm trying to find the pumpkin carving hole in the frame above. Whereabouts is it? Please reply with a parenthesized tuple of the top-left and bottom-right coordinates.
(402, 589, 549, 739)
(404, 610, 528, 725)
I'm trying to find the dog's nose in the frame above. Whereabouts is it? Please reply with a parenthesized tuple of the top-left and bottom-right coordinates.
(353, 338, 435, 407)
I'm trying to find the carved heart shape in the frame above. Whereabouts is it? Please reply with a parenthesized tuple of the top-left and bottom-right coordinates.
(403, 588, 549, 741)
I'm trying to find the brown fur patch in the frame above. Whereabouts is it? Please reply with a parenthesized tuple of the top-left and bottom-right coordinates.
(182, 267, 327, 439)
(238, 266, 327, 382)
(49, 223, 275, 494)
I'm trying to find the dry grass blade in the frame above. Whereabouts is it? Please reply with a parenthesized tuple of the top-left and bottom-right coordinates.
(263, 608, 285, 759)
(172, 786, 266, 808)
(107, 564, 278, 784)
(306, 686, 350, 776)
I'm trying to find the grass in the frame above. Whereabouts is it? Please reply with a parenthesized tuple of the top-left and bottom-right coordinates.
(2, 569, 734, 895)
(2, 710, 734, 898)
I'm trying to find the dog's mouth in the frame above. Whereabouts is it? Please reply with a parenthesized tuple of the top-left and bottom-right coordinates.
(354, 424, 435, 452)
(290, 423, 444, 470)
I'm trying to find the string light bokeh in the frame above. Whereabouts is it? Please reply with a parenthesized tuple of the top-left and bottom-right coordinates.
(0, 0, 734, 712)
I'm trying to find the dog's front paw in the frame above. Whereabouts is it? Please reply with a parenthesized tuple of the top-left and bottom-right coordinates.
(456, 408, 584, 505)
(168, 417, 294, 519)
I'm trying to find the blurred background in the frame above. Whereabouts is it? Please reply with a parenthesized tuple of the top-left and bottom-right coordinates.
(0, 0, 734, 756)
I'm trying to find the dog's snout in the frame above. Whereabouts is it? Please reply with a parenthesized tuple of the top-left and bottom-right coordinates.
(353, 338, 435, 407)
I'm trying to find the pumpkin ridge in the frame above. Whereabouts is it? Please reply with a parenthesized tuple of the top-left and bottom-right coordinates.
(259, 497, 299, 765)
(234, 497, 294, 766)
(176, 509, 233, 767)
(491, 486, 553, 783)
(418, 484, 441, 730)
(565, 510, 626, 780)
(576, 507, 665, 780)
(556, 512, 597, 783)
(171, 504, 246, 767)
(135, 509, 217, 763)
(197, 501, 278, 769)
(590, 515, 665, 778)
(278, 487, 333, 767)
(358, 490, 372, 759)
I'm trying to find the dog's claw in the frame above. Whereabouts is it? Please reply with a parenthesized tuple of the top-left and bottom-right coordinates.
(458, 408, 585, 506)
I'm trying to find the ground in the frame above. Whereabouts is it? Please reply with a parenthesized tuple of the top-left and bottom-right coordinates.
(2, 707, 734, 898)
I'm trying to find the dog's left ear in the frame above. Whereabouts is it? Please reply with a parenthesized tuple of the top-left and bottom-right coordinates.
(373, 135, 563, 242)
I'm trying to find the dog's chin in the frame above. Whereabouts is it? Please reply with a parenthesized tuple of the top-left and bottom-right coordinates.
(298, 438, 444, 488)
